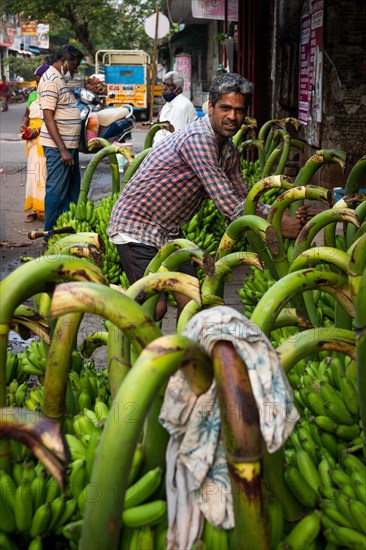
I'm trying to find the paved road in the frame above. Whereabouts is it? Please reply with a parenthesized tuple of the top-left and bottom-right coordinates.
(0, 102, 148, 249)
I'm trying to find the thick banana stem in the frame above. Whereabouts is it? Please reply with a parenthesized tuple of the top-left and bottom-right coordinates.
(145, 239, 201, 274)
(216, 215, 279, 259)
(262, 144, 283, 178)
(346, 199, 366, 248)
(269, 185, 332, 278)
(46, 232, 105, 255)
(49, 282, 161, 355)
(292, 208, 359, 261)
(126, 271, 201, 307)
(289, 149, 346, 215)
(276, 327, 356, 373)
(289, 246, 350, 274)
(243, 175, 293, 216)
(355, 266, 366, 456)
(257, 119, 286, 171)
(250, 268, 353, 334)
(42, 312, 83, 422)
(10, 304, 50, 343)
(0, 407, 70, 487)
(344, 155, 366, 195)
(122, 148, 152, 188)
(79, 335, 212, 550)
(107, 324, 131, 400)
(159, 248, 215, 277)
(0, 256, 106, 422)
(211, 341, 269, 550)
(348, 233, 366, 305)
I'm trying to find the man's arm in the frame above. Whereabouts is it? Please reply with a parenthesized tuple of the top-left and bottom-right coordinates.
(42, 109, 74, 167)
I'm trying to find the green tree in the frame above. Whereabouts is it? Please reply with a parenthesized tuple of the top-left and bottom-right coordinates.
(0, 0, 161, 59)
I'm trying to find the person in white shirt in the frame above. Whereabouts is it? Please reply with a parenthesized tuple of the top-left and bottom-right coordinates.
(153, 71, 197, 145)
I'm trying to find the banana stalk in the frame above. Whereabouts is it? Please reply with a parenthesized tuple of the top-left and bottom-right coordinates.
(79, 335, 212, 550)
(42, 312, 83, 422)
(122, 148, 152, 188)
(216, 215, 279, 260)
(344, 154, 366, 195)
(143, 123, 173, 148)
(272, 129, 292, 176)
(288, 246, 350, 274)
(78, 144, 134, 204)
(355, 265, 366, 453)
(80, 331, 108, 358)
(268, 185, 332, 277)
(346, 199, 366, 248)
(211, 340, 269, 550)
(348, 233, 366, 306)
(145, 239, 203, 274)
(48, 282, 161, 356)
(0, 256, 106, 425)
(243, 175, 293, 216)
(158, 248, 215, 277)
(0, 407, 70, 487)
(250, 268, 354, 335)
(276, 327, 356, 373)
(292, 208, 360, 261)
(87, 137, 120, 194)
(289, 149, 347, 215)
(10, 304, 50, 343)
(257, 119, 287, 171)
(46, 232, 105, 255)
(238, 138, 265, 156)
(176, 300, 205, 335)
(261, 143, 284, 178)
(107, 324, 132, 400)
(274, 308, 312, 330)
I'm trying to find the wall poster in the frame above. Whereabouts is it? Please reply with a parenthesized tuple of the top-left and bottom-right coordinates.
(298, 0, 324, 125)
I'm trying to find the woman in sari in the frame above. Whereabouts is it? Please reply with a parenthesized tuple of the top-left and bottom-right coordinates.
(20, 64, 49, 222)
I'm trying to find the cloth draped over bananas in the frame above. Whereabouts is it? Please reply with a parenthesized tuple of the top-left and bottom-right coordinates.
(159, 306, 298, 550)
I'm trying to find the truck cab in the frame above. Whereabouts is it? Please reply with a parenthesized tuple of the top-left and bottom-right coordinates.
(95, 49, 153, 120)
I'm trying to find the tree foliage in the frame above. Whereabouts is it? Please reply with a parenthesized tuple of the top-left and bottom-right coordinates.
(0, 0, 161, 59)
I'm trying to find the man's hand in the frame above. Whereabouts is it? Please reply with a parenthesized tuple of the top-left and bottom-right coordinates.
(60, 148, 74, 167)
(280, 206, 309, 239)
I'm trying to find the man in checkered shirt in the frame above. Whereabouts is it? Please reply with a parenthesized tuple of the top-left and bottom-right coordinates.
(108, 72, 308, 321)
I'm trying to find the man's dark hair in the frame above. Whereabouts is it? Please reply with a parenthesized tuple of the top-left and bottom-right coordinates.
(209, 72, 254, 107)
(56, 44, 83, 63)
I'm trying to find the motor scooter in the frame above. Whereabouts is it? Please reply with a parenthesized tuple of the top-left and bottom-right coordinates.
(75, 88, 135, 154)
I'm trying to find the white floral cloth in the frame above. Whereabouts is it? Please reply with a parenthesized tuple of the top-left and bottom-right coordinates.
(159, 306, 298, 549)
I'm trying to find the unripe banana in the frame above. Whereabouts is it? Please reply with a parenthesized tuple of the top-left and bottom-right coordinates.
(0, 469, 16, 511)
(351, 470, 366, 505)
(122, 499, 167, 528)
(123, 467, 163, 510)
(30, 473, 48, 511)
(30, 501, 52, 537)
(28, 537, 44, 550)
(326, 526, 366, 547)
(48, 494, 67, 531)
(65, 434, 87, 461)
(0, 532, 18, 550)
(341, 454, 366, 477)
(0, 489, 16, 533)
(14, 477, 33, 532)
(296, 449, 321, 495)
(339, 374, 359, 415)
(276, 510, 321, 550)
(62, 518, 83, 542)
(321, 498, 354, 529)
(284, 465, 318, 508)
(68, 458, 88, 498)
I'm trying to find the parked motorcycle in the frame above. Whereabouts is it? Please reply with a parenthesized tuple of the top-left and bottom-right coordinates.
(75, 88, 135, 154)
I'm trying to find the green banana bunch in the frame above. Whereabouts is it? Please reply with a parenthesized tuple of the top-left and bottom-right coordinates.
(182, 198, 226, 257)
(14, 477, 34, 532)
(17, 340, 47, 379)
(68, 458, 88, 499)
(120, 525, 155, 550)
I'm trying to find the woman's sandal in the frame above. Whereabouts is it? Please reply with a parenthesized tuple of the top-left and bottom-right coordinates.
(24, 213, 38, 223)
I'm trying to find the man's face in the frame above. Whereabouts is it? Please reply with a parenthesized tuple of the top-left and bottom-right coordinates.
(63, 58, 81, 77)
(208, 93, 247, 143)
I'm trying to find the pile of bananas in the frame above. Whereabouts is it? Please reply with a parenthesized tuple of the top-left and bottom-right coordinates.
(182, 198, 226, 256)
(50, 194, 126, 285)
